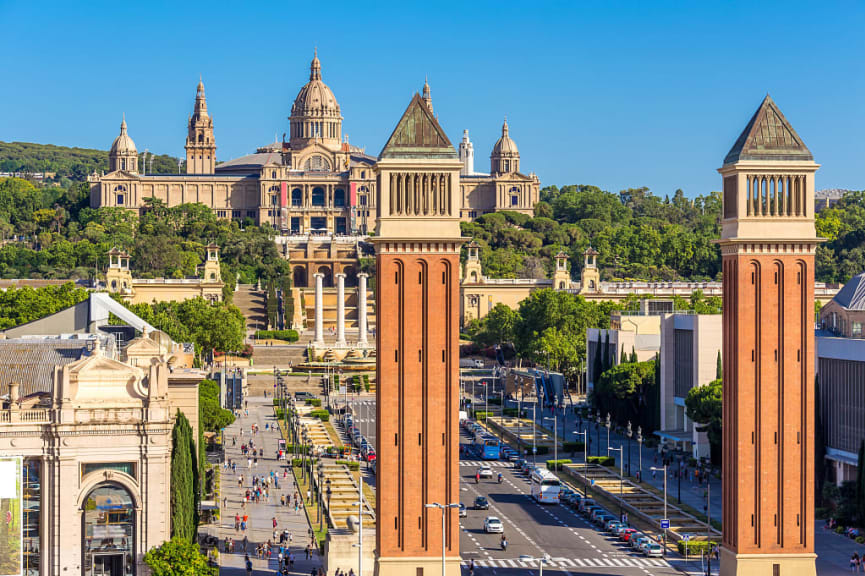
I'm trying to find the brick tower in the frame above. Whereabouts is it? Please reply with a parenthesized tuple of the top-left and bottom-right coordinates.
(185, 78, 216, 174)
(719, 95, 819, 576)
(373, 93, 464, 576)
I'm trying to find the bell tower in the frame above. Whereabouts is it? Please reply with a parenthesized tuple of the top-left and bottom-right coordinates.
(202, 243, 221, 283)
(185, 78, 216, 174)
(553, 251, 570, 290)
(719, 95, 819, 576)
(580, 247, 600, 293)
(106, 247, 134, 296)
(463, 240, 483, 283)
(373, 92, 464, 576)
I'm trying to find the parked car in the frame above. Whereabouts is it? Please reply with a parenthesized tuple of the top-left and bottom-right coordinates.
(579, 499, 597, 513)
(474, 496, 490, 510)
(484, 516, 504, 533)
(644, 543, 664, 557)
(514, 459, 526, 470)
(638, 538, 656, 554)
(596, 514, 615, 528)
(604, 519, 624, 533)
(631, 535, 649, 550)
(620, 528, 638, 542)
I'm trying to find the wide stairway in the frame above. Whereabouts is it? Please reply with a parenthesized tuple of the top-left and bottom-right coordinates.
(232, 284, 267, 334)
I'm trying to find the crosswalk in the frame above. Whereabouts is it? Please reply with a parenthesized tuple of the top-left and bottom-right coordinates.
(461, 556, 669, 569)
(460, 460, 514, 468)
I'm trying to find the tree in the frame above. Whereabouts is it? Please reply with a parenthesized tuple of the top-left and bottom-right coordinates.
(716, 351, 723, 380)
(199, 379, 235, 433)
(475, 303, 517, 346)
(630, 346, 638, 363)
(594, 359, 657, 431)
(170, 411, 198, 542)
(620, 346, 628, 365)
(685, 379, 723, 462)
(144, 537, 216, 576)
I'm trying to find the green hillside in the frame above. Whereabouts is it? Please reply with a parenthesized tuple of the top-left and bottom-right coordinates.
(0, 141, 179, 183)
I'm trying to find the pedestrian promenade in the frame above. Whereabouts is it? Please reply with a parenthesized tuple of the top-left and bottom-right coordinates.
(218, 394, 323, 575)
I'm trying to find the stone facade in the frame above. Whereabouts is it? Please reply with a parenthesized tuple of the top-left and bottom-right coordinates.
(88, 52, 540, 235)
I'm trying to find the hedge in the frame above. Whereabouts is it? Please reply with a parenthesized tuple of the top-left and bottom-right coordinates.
(677, 540, 718, 555)
(305, 398, 322, 407)
(857, 536, 865, 544)
(563, 441, 586, 452)
(291, 458, 303, 467)
(309, 409, 330, 422)
(587, 456, 615, 466)
(473, 411, 493, 421)
(336, 460, 361, 471)
(281, 444, 310, 454)
(255, 329, 300, 342)
(546, 459, 572, 471)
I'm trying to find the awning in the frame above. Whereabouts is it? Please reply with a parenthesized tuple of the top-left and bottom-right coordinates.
(654, 429, 692, 443)
(825, 448, 858, 467)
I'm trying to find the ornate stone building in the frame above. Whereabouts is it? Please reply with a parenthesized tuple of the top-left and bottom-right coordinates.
(88, 51, 540, 233)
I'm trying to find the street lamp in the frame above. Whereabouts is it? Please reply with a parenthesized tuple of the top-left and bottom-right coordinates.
(532, 401, 537, 465)
(425, 502, 460, 576)
(636, 426, 643, 481)
(543, 414, 557, 465)
(605, 413, 611, 456)
(650, 465, 668, 556)
(595, 411, 601, 457)
(626, 421, 633, 477)
(678, 453, 684, 504)
(574, 429, 589, 497)
(608, 445, 624, 519)
(519, 554, 551, 576)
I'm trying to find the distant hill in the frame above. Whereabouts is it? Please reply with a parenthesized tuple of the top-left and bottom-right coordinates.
(0, 141, 179, 184)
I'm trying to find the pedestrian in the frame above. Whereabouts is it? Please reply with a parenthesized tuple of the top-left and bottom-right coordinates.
(852, 553, 860, 572)
(273, 516, 278, 529)
(307, 489, 312, 504)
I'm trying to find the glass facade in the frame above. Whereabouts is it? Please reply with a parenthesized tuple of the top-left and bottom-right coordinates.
(23, 459, 40, 576)
(83, 485, 135, 576)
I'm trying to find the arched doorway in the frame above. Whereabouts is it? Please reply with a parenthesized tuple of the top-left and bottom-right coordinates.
(293, 266, 307, 288)
(82, 483, 136, 576)
(317, 265, 332, 288)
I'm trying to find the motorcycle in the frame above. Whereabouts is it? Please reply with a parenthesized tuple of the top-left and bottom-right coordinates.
(497, 473, 503, 484)
(501, 536, 508, 550)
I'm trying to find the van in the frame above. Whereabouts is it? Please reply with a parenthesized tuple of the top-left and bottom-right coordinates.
(459, 411, 468, 422)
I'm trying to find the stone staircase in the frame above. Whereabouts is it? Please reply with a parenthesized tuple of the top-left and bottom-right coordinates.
(233, 284, 267, 333)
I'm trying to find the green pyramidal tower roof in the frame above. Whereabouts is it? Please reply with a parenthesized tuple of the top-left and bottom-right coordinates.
(724, 94, 813, 165)
(379, 93, 457, 160)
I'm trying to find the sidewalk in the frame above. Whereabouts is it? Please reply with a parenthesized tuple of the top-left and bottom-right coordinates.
(218, 395, 323, 575)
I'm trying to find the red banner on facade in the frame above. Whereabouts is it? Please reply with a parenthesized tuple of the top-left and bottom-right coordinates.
(280, 182, 288, 207)
(350, 182, 357, 206)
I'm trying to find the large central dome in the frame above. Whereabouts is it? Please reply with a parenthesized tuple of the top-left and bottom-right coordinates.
(289, 50, 343, 149)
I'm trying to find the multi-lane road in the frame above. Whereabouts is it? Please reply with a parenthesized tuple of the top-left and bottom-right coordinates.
(343, 397, 683, 575)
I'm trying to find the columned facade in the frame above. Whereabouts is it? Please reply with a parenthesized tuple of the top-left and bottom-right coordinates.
(336, 272, 346, 346)
(314, 273, 324, 346)
(374, 93, 464, 576)
(719, 95, 819, 576)
(358, 273, 369, 345)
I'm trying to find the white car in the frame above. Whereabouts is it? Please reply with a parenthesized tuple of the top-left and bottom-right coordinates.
(459, 503, 467, 518)
(644, 543, 664, 557)
(484, 516, 504, 533)
(477, 466, 493, 479)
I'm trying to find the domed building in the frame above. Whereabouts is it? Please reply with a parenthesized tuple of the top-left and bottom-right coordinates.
(89, 49, 541, 280)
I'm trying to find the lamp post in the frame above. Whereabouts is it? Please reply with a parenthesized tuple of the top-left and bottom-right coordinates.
(595, 411, 601, 457)
(608, 445, 624, 519)
(678, 453, 683, 504)
(519, 554, 551, 576)
(605, 413, 611, 456)
(532, 402, 537, 465)
(626, 421, 633, 477)
(650, 465, 668, 557)
(425, 503, 460, 576)
(318, 465, 324, 530)
(574, 429, 589, 497)
(543, 414, 557, 465)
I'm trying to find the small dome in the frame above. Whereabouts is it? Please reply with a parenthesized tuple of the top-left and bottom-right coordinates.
(110, 116, 137, 155)
(492, 118, 518, 156)
(291, 50, 341, 118)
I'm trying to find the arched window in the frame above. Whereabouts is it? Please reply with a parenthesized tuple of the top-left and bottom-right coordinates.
(311, 187, 325, 206)
(198, 134, 203, 143)
(291, 188, 302, 207)
(303, 155, 331, 172)
(271, 171, 277, 179)
(589, 280, 596, 290)
(82, 484, 135, 576)
(334, 189, 345, 207)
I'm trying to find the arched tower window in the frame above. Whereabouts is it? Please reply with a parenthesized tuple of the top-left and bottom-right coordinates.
(311, 187, 325, 206)
(291, 188, 302, 207)
(82, 484, 136, 576)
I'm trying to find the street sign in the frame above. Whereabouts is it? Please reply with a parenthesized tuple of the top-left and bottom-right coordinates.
(339, 386, 346, 395)
(660, 519, 670, 529)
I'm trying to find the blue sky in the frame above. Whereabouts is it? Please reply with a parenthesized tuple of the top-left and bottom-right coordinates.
(1, 1, 863, 197)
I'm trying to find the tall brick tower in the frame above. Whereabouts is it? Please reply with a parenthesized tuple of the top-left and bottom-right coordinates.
(373, 93, 464, 576)
(719, 95, 819, 576)
(185, 78, 216, 174)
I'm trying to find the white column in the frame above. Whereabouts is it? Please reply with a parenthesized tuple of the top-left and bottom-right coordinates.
(336, 273, 346, 347)
(313, 273, 324, 346)
(357, 273, 368, 346)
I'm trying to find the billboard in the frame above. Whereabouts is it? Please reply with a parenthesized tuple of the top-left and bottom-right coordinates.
(0, 456, 22, 576)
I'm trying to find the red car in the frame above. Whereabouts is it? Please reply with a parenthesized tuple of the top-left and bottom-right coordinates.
(620, 528, 638, 542)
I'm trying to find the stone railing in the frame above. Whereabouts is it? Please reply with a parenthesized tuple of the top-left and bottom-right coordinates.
(0, 408, 52, 424)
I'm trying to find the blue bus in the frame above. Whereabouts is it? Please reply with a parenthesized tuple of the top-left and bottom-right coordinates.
(474, 432, 501, 460)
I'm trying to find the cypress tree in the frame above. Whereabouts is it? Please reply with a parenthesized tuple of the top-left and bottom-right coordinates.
(170, 410, 197, 542)
(602, 332, 611, 372)
(716, 351, 723, 380)
(620, 345, 628, 365)
(630, 346, 638, 363)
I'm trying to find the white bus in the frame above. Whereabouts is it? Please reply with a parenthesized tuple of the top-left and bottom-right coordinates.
(530, 468, 561, 504)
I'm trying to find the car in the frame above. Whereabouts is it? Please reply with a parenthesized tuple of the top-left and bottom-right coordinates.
(589, 508, 607, 521)
(294, 391, 315, 399)
(473, 359, 485, 368)
(620, 528, 638, 542)
(638, 538, 656, 553)
(459, 503, 467, 517)
(605, 520, 624, 533)
(644, 543, 664, 558)
(631, 535, 649, 550)
(474, 496, 490, 510)
(514, 458, 526, 470)
(611, 523, 629, 536)
(596, 514, 615, 528)
(484, 516, 504, 533)
(477, 466, 493, 479)
(579, 499, 596, 513)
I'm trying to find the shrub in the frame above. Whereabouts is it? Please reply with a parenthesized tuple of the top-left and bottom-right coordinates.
(856, 536, 865, 544)
(291, 458, 303, 467)
(364, 381, 371, 392)
(546, 459, 572, 471)
(336, 460, 361, 471)
(835, 526, 845, 534)
(255, 329, 300, 342)
(305, 398, 322, 407)
(281, 444, 310, 454)
(587, 456, 615, 466)
(309, 409, 330, 422)
(677, 540, 718, 556)
(563, 441, 586, 453)
(473, 411, 493, 421)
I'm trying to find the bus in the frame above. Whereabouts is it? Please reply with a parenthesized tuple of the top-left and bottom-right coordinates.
(473, 432, 501, 460)
(530, 468, 561, 504)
